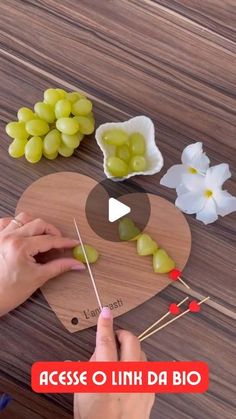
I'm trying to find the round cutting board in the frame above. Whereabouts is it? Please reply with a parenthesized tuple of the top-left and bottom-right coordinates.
(16, 172, 191, 333)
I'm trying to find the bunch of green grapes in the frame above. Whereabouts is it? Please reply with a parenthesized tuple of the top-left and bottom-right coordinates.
(102, 129, 147, 177)
(6, 88, 95, 163)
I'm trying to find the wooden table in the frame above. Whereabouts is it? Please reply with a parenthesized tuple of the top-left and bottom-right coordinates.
(0, 1, 235, 418)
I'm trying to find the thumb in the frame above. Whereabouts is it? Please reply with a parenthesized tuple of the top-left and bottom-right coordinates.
(38, 257, 85, 284)
(95, 307, 118, 361)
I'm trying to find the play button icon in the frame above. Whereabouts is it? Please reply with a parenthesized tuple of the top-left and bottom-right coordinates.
(108, 198, 131, 222)
(85, 178, 151, 242)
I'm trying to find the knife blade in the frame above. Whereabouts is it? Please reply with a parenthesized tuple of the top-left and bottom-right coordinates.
(73, 218, 103, 310)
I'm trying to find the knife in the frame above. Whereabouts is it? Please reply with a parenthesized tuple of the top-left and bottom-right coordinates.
(73, 218, 103, 310)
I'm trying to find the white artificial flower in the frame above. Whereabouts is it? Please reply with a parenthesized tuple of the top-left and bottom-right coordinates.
(160, 142, 210, 188)
(175, 163, 236, 224)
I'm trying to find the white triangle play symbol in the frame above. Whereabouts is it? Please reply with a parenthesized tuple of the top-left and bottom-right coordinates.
(108, 198, 131, 223)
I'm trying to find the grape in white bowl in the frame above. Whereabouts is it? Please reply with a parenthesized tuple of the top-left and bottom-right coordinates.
(95, 115, 164, 181)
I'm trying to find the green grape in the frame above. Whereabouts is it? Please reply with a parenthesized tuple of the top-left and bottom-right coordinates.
(56, 88, 66, 98)
(55, 99, 71, 118)
(103, 129, 128, 146)
(72, 98, 93, 116)
(43, 129, 61, 154)
(56, 117, 79, 135)
(34, 102, 55, 123)
(153, 249, 175, 274)
(87, 112, 95, 124)
(73, 116, 94, 135)
(129, 233, 141, 241)
(25, 136, 43, 163)
(43, 88, 61, 106)
(130, 156, 147, 172)
(6, 121, 29, 140)
(17, 107, 35, 122)
(107, 156, 128, 177)
(61, 132, 83, 148)
(8, 138, 27, 158)
(58, 143, 74, 157)
(25, 119, 49, 136)
(129, 132, 146, 155)
(137, 233, 158, 256)
(116, 145, 130, 162)
(66, 92, 82, 103)
(118, 217, 140, 241)
(43, 150, 58, 160)
(73, 244, 99, 264)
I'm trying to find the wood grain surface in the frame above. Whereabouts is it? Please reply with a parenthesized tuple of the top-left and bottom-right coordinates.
(0, 1, 235, 418)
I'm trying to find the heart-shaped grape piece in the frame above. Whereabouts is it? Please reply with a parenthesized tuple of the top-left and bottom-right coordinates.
(119, 217, 141, 241)
(73, 244, 99, 264)
(137, 233, 158, 256)
(153, 249, 175, 273)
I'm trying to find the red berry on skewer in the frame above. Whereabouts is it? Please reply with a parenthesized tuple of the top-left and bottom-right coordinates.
(169, 269, 190, 289)
(169, 303, 180, 315)
(189, 300, 201, 313)
(169, 269, 182, 280)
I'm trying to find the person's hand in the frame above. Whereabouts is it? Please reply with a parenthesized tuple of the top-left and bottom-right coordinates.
(0, 212, 84, 316)
(74, 307, 155, 419)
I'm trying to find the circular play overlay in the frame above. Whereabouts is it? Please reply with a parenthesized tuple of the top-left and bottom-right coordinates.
(85, 179, 151, 242)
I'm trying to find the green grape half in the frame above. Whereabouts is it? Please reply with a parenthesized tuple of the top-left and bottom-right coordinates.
(73, 116, 94, 135)
(58, 143, 74, 157)
(116, 145, 130, 162)
(25, 119, 49, 136)
(103, 129, 128, 146)
(130, 156, 147, 172)
(43, 129, 61, 154)
(55, 99, 71, 119)
(34, 102, 55, 123)
(8, 138, 27, 158)
(56, 117, 79, 135)
(73, 244, 99, 264)
(153, 249, 175, 273)
(129, 132, 146, 155)
(6, 121, 29, 140)
(17, 107, 35, 122)
(118, 217, 140, 241)
(72, 98, 93, 116)
(61, 132, 83, 149)
(43, 150, 58, 160)
(25, 136, 43, 163)
(107, 156, 128, 177)
(43, 88, 61, 106)
(137, 233, 158, 256)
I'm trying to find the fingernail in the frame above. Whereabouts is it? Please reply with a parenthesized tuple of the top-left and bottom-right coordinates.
(101, 306, 112, 319)
(71, 264, 85, 271)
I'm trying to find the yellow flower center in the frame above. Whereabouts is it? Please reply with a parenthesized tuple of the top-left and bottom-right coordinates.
(188, 167, 198, 174)
(204, 189, 213, 198)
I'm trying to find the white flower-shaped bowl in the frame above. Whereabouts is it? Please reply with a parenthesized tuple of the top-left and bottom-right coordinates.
(95, 115, 164, 181)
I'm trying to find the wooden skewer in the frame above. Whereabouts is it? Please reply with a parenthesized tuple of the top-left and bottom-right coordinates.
(139, 296, 210, 342)
(178, 277, 190, 289)
(138, 296, 189, 340)
(168, 269, 190, 289)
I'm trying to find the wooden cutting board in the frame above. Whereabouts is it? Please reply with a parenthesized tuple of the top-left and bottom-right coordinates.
(16, 172, 191, 333)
